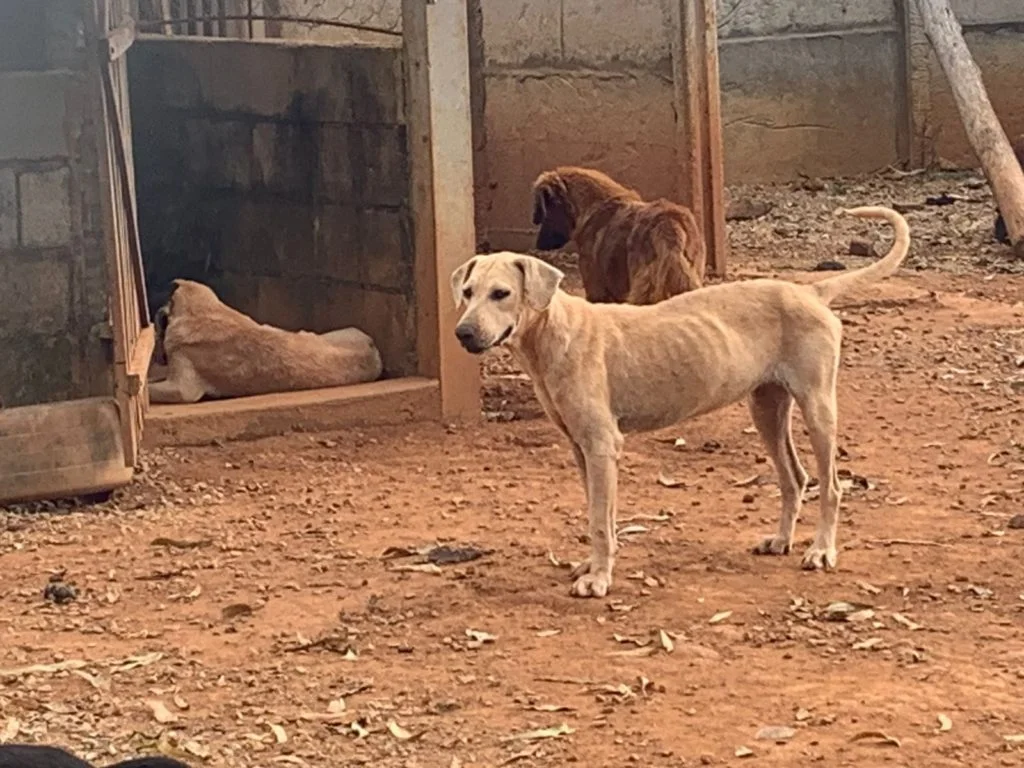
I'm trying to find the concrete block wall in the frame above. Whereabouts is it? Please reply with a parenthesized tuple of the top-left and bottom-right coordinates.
(128, 36, 417, 377)
(0, 0, 114, 408)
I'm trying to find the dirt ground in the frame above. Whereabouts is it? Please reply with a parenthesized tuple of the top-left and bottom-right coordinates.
(2, 171, 1023, 768)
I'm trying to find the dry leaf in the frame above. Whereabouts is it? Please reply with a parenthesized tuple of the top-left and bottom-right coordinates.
(756, 725, 796, 741)
(735, 746, 754, 758)
(536, 629, 561, 638)
(852, 638, 885, 651)
(390, 563, 443, 575)
(607, 645, 658, 658)
(466, 629, 497, 648)
(526, 703, 574, 713)
(892, 613, 922, 631)
(112, 652, 163, 672)
(222, 603, 254, 620)
(856, 581, 882, 595)
(936, 714, 952, 733)
(147, 699, 178, 724)
(349, 719, 370, 739)
(1, 717, 20, 743)
(71, 669, 110, 692)
(709, 610, 733, 625)
(612, 633, 649, 647)
(657, 629, 674, 653)
(617, 524, 649, 536)
(173, 694, 189, 710)
(182, 740, 210, 759)
(732, 474, 761, 487)
(657, 472, 686, 488)
(267, 723, 287, 744)
(502, 723, 574, 742)
(1004, 734, 1024, 743)
(850, 730, 902, 748)
(387, 720, 414, 741)
(0, 659, 88, 678)
(327, 698, 346, 715)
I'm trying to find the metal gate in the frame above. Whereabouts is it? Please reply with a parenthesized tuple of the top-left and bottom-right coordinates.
(97, 0, 153, 467)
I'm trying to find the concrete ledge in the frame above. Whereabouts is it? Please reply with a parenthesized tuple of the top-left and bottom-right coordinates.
(144, 376, 440, 447)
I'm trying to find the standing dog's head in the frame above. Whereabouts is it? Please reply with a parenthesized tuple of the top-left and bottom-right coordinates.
(531, 171, 576, 251)
(450, 252, 565, 354)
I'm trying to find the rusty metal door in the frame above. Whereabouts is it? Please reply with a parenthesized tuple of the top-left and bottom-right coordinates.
(97, 0, 153, 467)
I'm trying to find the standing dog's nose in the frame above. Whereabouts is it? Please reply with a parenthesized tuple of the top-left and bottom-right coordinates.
(455, 325, 482, 353)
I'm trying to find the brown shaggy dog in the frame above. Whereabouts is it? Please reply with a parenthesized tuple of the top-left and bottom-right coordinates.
(994, 135, 1024, 245)
(531, 167, 705, 305)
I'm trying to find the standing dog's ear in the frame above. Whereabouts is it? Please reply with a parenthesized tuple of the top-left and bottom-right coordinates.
(449, 257, 478, 308)
(516, 257, 564, 311)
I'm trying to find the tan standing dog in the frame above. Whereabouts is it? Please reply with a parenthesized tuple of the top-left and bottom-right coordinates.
(149, 279, 382, 404)
(531, 166, 705, 304)
(452, 206, 910, 597)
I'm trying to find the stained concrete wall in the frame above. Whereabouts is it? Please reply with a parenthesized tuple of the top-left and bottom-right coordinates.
(0, 0, 113, 408)
(128, 36, 417, 377)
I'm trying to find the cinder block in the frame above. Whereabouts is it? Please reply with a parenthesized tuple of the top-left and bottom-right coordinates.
(0, 169, 16, 249)
(0, 332, 74, 407)
(0, 253, 72, 338)
(252, 121, 316, 199)
(19, 166, 72, 247)
(311, 204, 361, 281)
(562, 0, 671, 68)
(357, 208, 413, 291)
(347, 46, 405, 124)
(348, 125, 409, 207)
(0, 72, 69, 161)
(183, 118, 254, 190)
(481, 0, 561, 67)
(317, 125, 355, 204)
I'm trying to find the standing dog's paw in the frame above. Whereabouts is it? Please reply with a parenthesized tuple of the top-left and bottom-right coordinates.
(800, 544, 837, 570)
(569, 559, 593, 580)
(752, 535, 791, 556)
(570, 571, 612, 598)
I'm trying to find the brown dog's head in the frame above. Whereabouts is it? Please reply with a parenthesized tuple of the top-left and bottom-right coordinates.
(531, 171, 576, 251)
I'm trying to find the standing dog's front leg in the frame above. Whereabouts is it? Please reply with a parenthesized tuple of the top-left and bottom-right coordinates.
(571, 436, 621, 598)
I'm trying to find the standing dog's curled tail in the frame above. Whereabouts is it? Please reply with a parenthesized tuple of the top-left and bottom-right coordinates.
(812, 206, 911, 306)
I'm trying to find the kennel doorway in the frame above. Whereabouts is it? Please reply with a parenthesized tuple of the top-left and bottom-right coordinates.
(128, 0, 480, 445)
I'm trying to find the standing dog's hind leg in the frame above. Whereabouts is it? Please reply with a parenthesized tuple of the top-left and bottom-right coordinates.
(749, 384, 807, 556)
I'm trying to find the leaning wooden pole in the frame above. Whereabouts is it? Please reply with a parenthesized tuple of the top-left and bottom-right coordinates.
(913, 0, 1024, 256)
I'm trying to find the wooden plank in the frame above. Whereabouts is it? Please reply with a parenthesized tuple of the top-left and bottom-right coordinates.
(671, 0, 727, 277)
(404, 0, 481, 420)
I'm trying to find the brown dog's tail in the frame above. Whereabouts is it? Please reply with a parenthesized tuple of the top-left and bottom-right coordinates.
(812, 206, 910, 306)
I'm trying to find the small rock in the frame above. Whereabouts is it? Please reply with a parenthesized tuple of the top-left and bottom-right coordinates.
(813, 260, 846, 272)
(742, 494, 755, 504)
(43, 581, 77, 605)
(1007, 514, 1024, 530)
(848, 237, 878, 257)
(726, 198, 773, 221)
(798, 177, 826, 192)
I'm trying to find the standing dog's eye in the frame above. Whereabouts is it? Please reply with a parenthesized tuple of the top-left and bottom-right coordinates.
(490, 289, 510, 301)
(462, 287, 473, 300)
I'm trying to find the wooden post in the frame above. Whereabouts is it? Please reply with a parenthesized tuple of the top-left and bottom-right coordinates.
(914, 0, 1024, 255)
(404, 0, 481, 421)
(671, 0, 727, 276)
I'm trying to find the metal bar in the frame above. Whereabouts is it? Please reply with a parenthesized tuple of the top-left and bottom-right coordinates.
(138, 14, 402, 35)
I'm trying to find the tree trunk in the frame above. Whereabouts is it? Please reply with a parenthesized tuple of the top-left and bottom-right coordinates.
(914, 0, 1024, 256)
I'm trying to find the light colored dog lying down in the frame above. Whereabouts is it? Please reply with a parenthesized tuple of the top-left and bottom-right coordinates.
(148, 279, 383, 404)
(451, 206, 910, 598)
